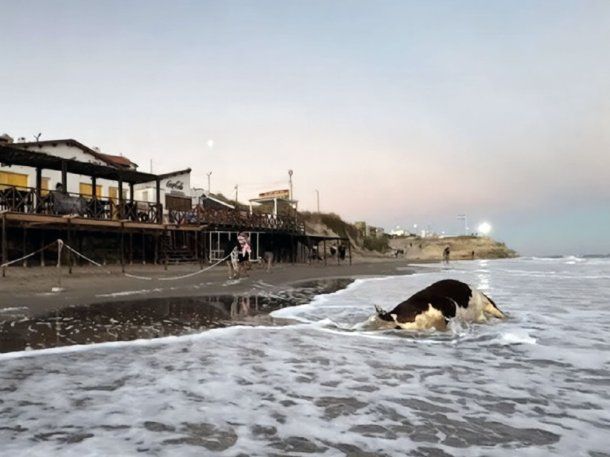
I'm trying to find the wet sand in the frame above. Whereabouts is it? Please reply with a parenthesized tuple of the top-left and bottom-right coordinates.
(0, 258, 425, 353)
(0, 258, 424, 316)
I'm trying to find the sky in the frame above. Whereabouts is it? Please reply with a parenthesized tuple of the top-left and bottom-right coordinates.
(1, 0, 609, 255)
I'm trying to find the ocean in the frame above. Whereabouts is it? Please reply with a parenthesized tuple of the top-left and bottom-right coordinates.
(1, 257, 609, 456)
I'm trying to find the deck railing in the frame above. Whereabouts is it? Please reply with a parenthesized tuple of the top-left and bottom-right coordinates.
(168, 205, 305, 234)
(0, 185, 163, 224)
(0, 184, 303, 232)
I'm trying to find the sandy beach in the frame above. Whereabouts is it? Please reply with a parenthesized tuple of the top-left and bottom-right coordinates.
(0, 257, 424, 316)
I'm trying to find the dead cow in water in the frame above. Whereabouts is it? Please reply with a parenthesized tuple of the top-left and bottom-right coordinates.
(370, 279, 506, 331)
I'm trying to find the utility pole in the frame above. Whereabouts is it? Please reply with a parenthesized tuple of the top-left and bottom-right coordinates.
(288, 169, 293, 200)
(206, 171, 212, 193)
(315, 189, 320, 213)
(234, 184, 238, 205)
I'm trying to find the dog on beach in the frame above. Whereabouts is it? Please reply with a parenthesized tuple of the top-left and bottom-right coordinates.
(368, 279, 506, 331)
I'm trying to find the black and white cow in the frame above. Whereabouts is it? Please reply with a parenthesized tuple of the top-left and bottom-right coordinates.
(369, 279, 506, 331)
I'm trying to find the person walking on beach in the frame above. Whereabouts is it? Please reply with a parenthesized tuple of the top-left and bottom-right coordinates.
(443, 246, 451, 264)
(262, 238, 275, 272)
(236, 232, 252, 278)
(338, 244, 346, 261)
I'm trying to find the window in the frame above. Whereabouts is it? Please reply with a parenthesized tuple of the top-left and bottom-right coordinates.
(41, 177, 50, 196)
(108, 186, 118, 203)
(79, 183, 103, 198)
(0, 171, 28, 190)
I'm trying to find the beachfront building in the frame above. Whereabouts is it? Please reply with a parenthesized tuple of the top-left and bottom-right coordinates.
(190, 188, 235, 210)
(248, 189, 298, 217)
(0, 139, 346, 269)
(134, 168, 193, 216)
(0, 137, 138, 200)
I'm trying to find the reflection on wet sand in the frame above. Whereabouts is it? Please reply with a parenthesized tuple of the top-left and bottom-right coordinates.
(0, 278, 353, 354)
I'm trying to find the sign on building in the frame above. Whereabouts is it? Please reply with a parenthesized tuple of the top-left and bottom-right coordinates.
(258, 189, 290, 199)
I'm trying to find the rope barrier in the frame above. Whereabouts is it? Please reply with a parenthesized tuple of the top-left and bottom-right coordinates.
(123, 254, 231, 281)
(2, 237, 232, 283)
(63, 244, 106, 269)
(60, 240, 232, 282)
(0, 240, 60, 268)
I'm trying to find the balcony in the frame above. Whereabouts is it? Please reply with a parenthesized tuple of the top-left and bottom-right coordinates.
(0, 185, 163, 224)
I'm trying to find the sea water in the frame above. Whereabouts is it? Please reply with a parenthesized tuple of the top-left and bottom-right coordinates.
(1, 258, 609, 456)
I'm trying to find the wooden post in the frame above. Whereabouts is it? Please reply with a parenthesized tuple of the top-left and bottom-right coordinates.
(57, 240, 62, 288)
(156, 178, 161, 223)
(120, 223, 125, 273)
(118, 177, 124, 219)
(348, 241, 352, 266)
(209, 231, 212, 263)
(199, 230, 204, 269)
(40, 232, 45, 267)
(154, 234, 159, 265)
(2, 213, 6, 277)
(163, 228, 168, 270)
(337, 241, 340, 266)
(195, 230, 200, 267)
(323, 239, 327, 266)
(61, 160, 67, 193)
(91, 176, 97, 198)
(142, 230, 146, 264)
(129, 232, 133, 265)
(67, 221, 73, 274)
(22, 226, 27, 267)
(35, 167, 42, 212)
(129, 182, 134, 203)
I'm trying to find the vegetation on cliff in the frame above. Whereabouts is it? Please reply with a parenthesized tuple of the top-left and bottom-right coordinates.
(299, 212, 517, 260)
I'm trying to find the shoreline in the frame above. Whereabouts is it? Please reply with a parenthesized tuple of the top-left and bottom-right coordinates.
(0, 258, 432, 317)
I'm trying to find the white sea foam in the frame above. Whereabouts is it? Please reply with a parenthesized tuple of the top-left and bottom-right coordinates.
(1, 258, 610, 456)
(0, 306, 28, 313)
(95, 288, 164, 297)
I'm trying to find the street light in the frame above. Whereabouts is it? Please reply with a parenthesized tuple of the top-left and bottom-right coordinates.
(478, 222, 492, 236)
(288, 169, 293, 200)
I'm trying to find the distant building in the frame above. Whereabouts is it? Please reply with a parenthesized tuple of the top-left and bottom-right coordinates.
(354, 221, 367, 237)
(248, 189, 297, 217)
(191, 188, 235, 210)
(134, 168, 192, 212)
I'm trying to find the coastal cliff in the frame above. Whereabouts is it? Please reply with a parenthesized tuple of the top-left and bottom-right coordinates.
(300, 212, 518, 260)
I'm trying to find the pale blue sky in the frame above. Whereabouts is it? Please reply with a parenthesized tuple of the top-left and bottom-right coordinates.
(2, 0, 609, 255)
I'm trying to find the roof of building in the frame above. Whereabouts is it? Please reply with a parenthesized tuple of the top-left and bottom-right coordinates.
(96, 152, 135, 169)
(157, 168, 192, 179)
(0, 145, 157, 184)
(13, 139, 138, 169)
(198, 192, 235, 209)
